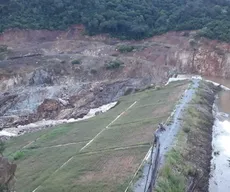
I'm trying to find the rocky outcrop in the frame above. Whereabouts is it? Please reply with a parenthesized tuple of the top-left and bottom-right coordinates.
(37, 99, 62, 119)
(0, 94, 18, 116)
(29, 68, 53, 86)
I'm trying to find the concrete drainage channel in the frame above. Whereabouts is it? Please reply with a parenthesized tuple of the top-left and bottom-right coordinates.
(128, 78, 200, 192)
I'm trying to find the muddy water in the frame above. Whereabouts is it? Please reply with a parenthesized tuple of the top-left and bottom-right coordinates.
(204, 76, 230, 113)
(204, 77, 230, 192)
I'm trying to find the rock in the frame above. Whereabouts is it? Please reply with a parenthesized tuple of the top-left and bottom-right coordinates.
(29, 68, 53, 86)
(13, 114, 39, 127)
(99, 87, 103, 92)
(0, 157, 16, 189)
(124, 87, 134, 96)
(0, 116, 16, 129)
(0, 94, 18, 116)
(3, 92, 9, 96)
(69, 109, 89, 119)
(58, 98, 69, 106)
(38, 99, 61, 112)
(95, 111, 102, 116)
(37, 99, 62, 119)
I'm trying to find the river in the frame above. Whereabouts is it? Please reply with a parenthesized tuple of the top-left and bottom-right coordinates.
(204, 76, 230, 192)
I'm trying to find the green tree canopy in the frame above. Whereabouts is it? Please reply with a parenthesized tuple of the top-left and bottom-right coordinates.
(1, 0, 230, 41)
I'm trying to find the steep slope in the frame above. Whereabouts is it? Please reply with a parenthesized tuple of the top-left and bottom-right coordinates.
(1, 28, 230, 132)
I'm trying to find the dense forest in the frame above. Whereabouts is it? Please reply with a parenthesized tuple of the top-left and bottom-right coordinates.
(1, 0, 230, 41)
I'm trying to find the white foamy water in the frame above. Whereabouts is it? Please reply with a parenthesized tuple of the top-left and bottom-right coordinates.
(0, 130, 17, 137)
(165, 74, 202, 85)
(0, 102, 117, 137)
(209, 113, 230, 192)
(205, 80, 230, 91)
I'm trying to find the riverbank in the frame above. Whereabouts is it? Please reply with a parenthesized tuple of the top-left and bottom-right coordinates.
(155, 81, 220, 191)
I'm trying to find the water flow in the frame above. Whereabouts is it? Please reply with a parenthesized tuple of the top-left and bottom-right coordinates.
(205, 76, 230, 192)
(209, 104, 230, 192)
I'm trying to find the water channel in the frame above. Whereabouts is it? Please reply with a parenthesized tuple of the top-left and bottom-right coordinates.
(204, 76, 230, 192)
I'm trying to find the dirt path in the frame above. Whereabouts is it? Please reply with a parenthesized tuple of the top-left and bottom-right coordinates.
(131, 79, 200, 192)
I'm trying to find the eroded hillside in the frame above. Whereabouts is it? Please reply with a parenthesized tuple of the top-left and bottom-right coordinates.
(1, 27, 230, 132)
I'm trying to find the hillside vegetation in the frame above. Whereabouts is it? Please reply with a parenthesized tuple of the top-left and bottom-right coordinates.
(1, 0, 230, 40)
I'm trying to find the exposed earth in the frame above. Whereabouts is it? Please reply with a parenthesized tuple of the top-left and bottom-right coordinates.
(1, 27, 230, 133)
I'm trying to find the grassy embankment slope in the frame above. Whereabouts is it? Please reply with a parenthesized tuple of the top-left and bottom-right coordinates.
(155, 81, 220, 192)
(4, 81, 188, 192)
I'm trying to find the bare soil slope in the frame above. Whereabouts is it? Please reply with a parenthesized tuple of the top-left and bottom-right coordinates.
(0, 26, 230, 131)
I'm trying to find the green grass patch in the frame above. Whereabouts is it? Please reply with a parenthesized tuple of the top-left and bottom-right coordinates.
(14, 145, 84, 192)
(155, 133, 189, 192)
(5, 80, 189, 192)
(156, 164, 185, 192)
(36, 147, 148, 192)
(4, 129, 51, 156)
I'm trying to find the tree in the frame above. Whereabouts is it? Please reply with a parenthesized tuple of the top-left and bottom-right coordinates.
(1, 0, 230, 41)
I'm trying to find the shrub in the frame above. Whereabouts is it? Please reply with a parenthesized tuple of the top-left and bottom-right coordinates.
(90, 69, 97, 74)
(12, 151, 25, 160)
(111, 53, 119, 57)
(183, 126, 190, 133)
(185, 165, 197, 177)
(71, 59, 81, 65)
(155, 86, 161, 90)
(105, 60, 123, 70)
(117, 45, 135, 53)
(0, 184, 8, 192)
(0, 45, 7, 53)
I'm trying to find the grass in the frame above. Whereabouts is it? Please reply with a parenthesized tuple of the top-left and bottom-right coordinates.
(14, 145, 85, 192)
(36, 147, 148, 192)
(155, 134, 187, 192)
(4, 80, 188, 192)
